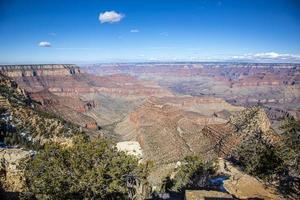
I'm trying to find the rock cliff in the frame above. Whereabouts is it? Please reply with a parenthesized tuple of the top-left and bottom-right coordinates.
(0, 64, 80, 77)
(0, 73, 83, 148)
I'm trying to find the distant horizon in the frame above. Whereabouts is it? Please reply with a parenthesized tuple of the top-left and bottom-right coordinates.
(1, 60, 300, 66)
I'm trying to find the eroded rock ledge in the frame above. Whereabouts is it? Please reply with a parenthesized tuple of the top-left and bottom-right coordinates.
(218, 158, 282, 200)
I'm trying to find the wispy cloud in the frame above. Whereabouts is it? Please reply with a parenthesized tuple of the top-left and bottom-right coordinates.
(99, 11, 124, 23)
(38, 41, 51, 47)
(160, 32, 169, 37)
(49, 32, 57, 36)
(130, 29, 139, 33)
(231, 52, 300, 61)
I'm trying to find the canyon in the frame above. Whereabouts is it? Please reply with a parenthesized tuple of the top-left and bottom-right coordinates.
(0, 63, 299, 199)
(1, 63, 299, 150)
(0, 64, 172, 131)
(87, 63, 300, 130)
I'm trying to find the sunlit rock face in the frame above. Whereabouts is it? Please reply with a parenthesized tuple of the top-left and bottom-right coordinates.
(115, 98, 279, 166)
(0, 64, 80, 77)
(116, 141, 143, 158)
(115, 96, 244, 164)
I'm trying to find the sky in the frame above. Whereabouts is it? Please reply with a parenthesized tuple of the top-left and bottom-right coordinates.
(0, 0, 300, 64)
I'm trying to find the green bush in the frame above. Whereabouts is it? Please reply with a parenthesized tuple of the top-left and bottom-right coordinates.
(234, 138, 284, 180)
(277, 118, 300, 197)
(162, 155, 216, 193)
(232, 118, 300, 197)
(21, 136, 144, 200)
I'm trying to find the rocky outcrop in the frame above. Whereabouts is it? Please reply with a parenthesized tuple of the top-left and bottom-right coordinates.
(115, 96, 243, 164)
(229, 107, 271, 133)
(0, 149, 30, 192)
(201, 106, 282, 159)
(185, 190, 233, 200)
(218, 158, 282, 200)
(229, 107, 281, 144)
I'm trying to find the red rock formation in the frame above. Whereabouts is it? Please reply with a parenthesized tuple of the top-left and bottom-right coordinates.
(85, 122, 98, 129)
(0, 65, 174, 132)
(115, 96, 243, 164)
(202, 124, 240, 157)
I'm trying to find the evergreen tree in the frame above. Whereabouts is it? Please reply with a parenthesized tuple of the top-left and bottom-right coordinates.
(21, 136, 148, 200)
(165, 155, 216, 192)
(280, 118, 300, 176)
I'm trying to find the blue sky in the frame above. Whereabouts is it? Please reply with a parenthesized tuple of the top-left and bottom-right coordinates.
(0, 0, 300, 63)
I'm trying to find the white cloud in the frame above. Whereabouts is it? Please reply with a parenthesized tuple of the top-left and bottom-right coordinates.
(253, 52, 280, 59)
(99, 11, 124, 23)
(231, 52, 300, 61)
(130, 29, 139, 33)
(38, 41, 51, 47)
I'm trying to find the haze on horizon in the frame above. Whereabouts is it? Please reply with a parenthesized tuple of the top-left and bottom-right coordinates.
(0, 0, 300, 64)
